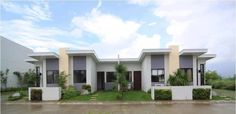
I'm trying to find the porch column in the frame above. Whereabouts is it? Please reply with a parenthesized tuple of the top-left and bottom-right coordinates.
(43, 59, 47, 87)
(131, 71, 134, 83)
(193, 56, 197, 86)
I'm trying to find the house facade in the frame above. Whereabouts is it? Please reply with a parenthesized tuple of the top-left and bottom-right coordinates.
(26, 45, 215, 92)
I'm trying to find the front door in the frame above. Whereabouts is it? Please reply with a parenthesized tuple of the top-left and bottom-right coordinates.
(200, 64, 205, 85)
(97, 72, 104, 90)
(35, 66, 40, 87)
(134, 71, 141, 90)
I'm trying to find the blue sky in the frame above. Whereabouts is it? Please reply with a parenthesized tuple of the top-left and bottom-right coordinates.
(0, 0, 235, 77)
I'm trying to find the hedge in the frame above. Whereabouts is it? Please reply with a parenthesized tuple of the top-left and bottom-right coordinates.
(31, 89, 42, 101)
(155, 89, 172, 100)
(193, 88, 211, 100)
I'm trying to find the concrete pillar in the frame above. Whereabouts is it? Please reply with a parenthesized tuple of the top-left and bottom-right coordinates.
(193, 56, 197, 86)
(43, 59, 46, 87)
(59, 48, 70, 87)
(168, 45, 179, 75)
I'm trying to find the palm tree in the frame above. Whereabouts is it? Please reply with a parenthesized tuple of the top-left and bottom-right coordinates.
(115, 63, 128, 99)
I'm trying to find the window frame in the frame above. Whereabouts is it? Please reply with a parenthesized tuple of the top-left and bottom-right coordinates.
(151, 68, 165, 83)
(73, 70, 86, 83)
(46, 70, 59, 84)
(106, 72, 116, 82)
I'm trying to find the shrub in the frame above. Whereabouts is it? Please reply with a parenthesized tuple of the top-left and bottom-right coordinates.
(155, 89, 172, 100)
(63, 86, 80, 99)
(168, 69, 188, 86)
(31, 89, 42, 101)
(193, 88, 211, 100)
(82, 84, 91, 92)
(8, 95, 22, 101)
(58, 71, 69, 89)
(116, 92, 122, 100)
(211, 79, 235, 90)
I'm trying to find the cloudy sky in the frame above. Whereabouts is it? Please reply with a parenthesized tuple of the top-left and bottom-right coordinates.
(1, 0, 235, 76)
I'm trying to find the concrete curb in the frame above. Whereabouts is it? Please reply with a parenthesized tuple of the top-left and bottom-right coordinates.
(3, 100, 235, 105)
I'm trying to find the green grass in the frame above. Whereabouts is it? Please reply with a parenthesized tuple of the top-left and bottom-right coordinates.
(61, 91, 152, 101)
(1, 90, 28, 101)
(212, 89, 235, 100)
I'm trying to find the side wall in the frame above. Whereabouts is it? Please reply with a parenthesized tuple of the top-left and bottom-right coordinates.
(86, 56, 97, 92)
(142, 55, 151, 92)
(0, 37, 34, 88)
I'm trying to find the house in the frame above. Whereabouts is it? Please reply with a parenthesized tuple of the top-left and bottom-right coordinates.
(25, 45, 215, 92)
(0, 37, 34, 88)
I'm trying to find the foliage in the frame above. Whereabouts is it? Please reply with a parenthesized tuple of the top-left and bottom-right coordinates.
(0, 68, 9, 88)
(58, 71, 69, 89)
(205, 70, 222, 84)
(211, 79, 235, 90)
(62, 86, 80, 99)
(147, 89, 151, 94)
(13, 71, 24, 87)
(168, 69, 188, 86)
(155, 89, 172, 100)
(1, 87, 27, 92)
(193, 88, 211, 100)
(116, 92, 123, 100)
(23, 69, 37, 87)
(115, 63, 128, 99)
(82, 84, 91, 92)
(31, 89, 42, 101)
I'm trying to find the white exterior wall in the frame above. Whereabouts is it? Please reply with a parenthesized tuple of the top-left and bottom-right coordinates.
(192, 56, 197, 86)
(86, 56, 97, 92)
(141, 55, 151, 92)
(28, 87, 61, 101)
(96, 63, 116, 72)
(69, 56, 74, 85)
(164, 54, 169, 85)
(151, 86, 212, 100)
(0, 37, 34, 88)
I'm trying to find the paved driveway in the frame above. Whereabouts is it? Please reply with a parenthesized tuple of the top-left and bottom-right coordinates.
(1, 103, 235, 114)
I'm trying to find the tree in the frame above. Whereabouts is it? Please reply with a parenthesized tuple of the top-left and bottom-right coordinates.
(0, 68, 9, 89)
(205, 70, 222, 85)
(168, 69, 188, 86)
(57, 71, 69, 89)
(115, 63, 128, 99)
(23, 69, 37, 87)
(13, 71, 24, 87)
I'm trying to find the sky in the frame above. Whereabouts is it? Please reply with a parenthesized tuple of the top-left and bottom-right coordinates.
(0, 0, 235, 77)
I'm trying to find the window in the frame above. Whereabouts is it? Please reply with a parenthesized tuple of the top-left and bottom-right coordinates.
(180, 68, 193, 82)
(74, 70, 86, 83)
(126, 71, 132, 82)
(47, 70, 59, 84)
(106, 72, 116, 82)
(151, 69, 164, 83)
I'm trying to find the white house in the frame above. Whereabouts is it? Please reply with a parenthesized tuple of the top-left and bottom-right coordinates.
(26, 45, 215, 92)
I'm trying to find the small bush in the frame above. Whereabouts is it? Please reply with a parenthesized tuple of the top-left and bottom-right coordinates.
(211, 80, 235, 90)
(193, 88, 211, 100)
(31, 89, 42, 101)
(82, 84, 91, 92)
(8, 93, 23, 101)
(63, 86, 80, 99)
(155, 89, 172, 100)
(116, 93, 123, 100)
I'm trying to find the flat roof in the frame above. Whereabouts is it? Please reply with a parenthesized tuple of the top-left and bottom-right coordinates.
(28, 52, 59, 60)
(25, 58, 38, 64)
(198, 54, 216, 60)
(179, 49, 207, 56)
(138, 48, 171, 61)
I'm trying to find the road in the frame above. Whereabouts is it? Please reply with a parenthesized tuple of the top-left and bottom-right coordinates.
(1, 102, 235, 114)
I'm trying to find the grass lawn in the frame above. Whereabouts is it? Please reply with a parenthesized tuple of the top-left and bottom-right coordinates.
(212, 89, 235, 100)
(1, 90, 28, 102)
(62, 91, 151, 101)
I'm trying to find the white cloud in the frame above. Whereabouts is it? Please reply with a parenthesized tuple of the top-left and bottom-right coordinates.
(72, 11, 141, 44)
(147, 22, 157, 26)
(1, 1, 51, 21)
(71, 9, 161, 58)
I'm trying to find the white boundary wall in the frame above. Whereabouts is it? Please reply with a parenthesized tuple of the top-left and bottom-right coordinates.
(28, 87, 61, 101)
(151, 86, 212, 100)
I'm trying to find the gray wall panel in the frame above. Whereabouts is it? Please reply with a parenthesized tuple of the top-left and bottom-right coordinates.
(73, 56, 86, 70)
(179, 55, 193, 68)
(46, 59, 59, 70)
(151, 55, 164, 69)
